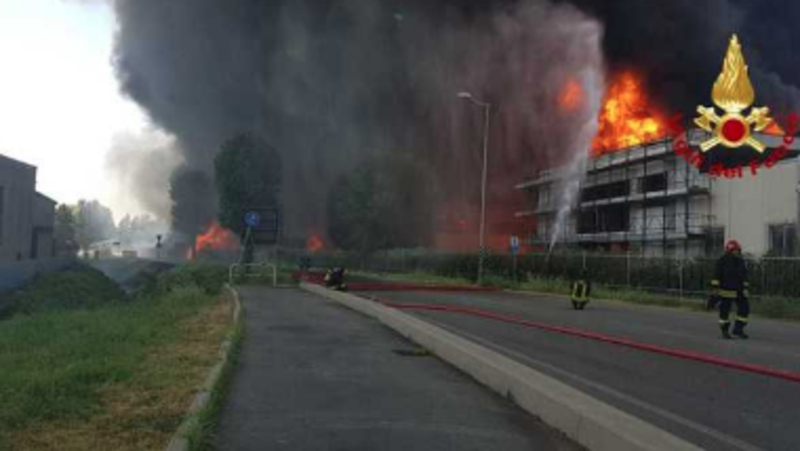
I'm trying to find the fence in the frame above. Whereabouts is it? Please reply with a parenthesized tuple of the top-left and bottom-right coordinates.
(274, 248, 800, 299)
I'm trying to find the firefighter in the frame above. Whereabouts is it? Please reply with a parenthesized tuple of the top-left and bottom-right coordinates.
(711, 240, 750, 339)
(324, 267, 348, 291)
(570, 269, 591, 310)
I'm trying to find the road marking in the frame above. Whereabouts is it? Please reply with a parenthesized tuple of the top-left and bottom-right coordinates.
(419, 314, 764, 451)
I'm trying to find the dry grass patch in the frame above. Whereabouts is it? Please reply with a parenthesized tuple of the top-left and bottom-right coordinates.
(3, 296, 233, 451)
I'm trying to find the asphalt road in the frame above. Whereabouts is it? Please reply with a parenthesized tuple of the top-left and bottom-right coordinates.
(363, 290, 800, 451)
(215, 287, 581, 451)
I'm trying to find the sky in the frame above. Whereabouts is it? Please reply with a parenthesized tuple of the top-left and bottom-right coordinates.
(0, 0, 148, 221)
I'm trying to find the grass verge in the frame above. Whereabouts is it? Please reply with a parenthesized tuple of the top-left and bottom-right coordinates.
(355, 270, 800, 322)
(184, 310, 244, 451)
(350, 270, 473, 286)
(0, 263, 235, 451)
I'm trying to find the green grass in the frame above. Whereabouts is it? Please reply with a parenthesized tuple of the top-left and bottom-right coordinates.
(352, 270, 473, 286)
(186, 316, 244, 451)
(0, 265, 126, 318)
(0, 263, 234, 450)
(0, 285, 208, 429)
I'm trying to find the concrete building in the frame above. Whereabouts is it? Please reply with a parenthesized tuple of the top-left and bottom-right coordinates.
(0, 153, 56, 262)
(517, 129, 800, 257)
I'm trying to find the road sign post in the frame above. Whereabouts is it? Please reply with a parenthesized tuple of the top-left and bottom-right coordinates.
(510, 236, 520, 284)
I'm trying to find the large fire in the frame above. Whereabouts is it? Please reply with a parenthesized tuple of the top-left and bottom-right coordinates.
(306, 234, 325, 253)
(194, 221, 239, 256)
(591, 71, 669, 155)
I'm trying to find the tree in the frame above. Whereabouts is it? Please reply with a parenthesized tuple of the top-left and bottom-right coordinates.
(54, 204, 78, 255)
(117, 213, 165, 248)
(327, 153, 435, 253)
(214, 133, 282, 237)
(73, 200, 117, 252)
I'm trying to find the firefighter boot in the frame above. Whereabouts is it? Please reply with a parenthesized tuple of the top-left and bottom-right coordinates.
(720, 322, 732, 340)
(732, 321, 749, 340)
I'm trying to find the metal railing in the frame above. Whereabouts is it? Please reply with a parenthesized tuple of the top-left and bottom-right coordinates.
(228, 262, 277, 287)
(272, 248, 800, 299)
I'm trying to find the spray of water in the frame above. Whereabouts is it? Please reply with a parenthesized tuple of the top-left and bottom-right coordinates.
(548, 67, 604, 256)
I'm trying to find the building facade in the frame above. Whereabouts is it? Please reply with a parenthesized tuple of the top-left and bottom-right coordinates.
(0, 153, 56, 262)
(517, 130, 800, 257)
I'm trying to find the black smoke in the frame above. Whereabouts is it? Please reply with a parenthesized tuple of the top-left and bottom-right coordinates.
(561, 0, 800, 118)
(108, 0, 800, 242)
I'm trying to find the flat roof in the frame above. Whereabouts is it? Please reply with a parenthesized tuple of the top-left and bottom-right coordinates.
(518, 128, 800, 188)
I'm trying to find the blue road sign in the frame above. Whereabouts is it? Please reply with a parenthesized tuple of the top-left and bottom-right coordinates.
(244, 211, 261, 228)
(510, 236, 520, 255)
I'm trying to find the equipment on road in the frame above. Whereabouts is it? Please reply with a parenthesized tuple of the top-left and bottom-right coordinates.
(711, 240, 750, 339)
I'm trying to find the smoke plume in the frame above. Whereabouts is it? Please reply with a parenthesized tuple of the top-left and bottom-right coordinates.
(105, 128, 182, 220)
(106, 0, 800, 242)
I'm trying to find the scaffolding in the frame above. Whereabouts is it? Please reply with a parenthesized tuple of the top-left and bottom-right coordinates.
(523, 131, 715, 256)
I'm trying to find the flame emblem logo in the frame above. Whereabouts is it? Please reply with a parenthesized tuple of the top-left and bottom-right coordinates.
(695, 34, 773, 153)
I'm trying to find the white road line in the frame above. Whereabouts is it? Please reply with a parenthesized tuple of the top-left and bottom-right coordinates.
(419, 314, 763, 451)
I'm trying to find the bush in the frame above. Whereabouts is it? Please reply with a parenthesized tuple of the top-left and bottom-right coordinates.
(149, 264, 228, 298)
(0, 265, 126, 318)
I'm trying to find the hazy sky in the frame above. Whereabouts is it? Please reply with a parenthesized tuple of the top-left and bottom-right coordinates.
(0, 0, 147, 220)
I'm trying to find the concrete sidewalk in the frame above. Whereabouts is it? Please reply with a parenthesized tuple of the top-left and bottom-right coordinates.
(215, 287, 580, 451)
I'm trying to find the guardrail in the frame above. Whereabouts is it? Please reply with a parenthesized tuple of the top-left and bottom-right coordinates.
(228, 262, 277, 287)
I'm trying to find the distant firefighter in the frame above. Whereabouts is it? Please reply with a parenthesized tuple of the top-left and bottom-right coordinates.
(299, 255, 312, 273)
(324, 267, 348, 291)
(570, 269, 591, 310)
(710, 240, 750, 339)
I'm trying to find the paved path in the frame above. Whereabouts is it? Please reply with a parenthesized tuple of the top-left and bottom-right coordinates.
(215, 287, 580, 451)
(366, 290, 800, 451)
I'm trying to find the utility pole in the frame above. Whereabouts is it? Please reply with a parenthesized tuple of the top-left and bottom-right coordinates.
(458, 91, 491, 284)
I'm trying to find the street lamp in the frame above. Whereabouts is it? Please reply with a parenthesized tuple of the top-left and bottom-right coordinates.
(457, 91, 491, 285)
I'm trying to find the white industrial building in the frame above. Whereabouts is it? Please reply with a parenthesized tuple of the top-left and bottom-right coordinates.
(517, 129, 800, 257)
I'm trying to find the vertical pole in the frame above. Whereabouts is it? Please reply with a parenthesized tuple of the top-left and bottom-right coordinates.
(512, 253, 518, 284)
(627, 250, 631, 288)
(477, 103, 490, 285)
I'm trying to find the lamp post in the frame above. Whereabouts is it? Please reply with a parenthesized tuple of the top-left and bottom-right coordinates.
(458, 91, 491, 285)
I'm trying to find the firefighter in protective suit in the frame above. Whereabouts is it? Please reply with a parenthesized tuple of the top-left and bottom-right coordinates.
(710, 240, 750, 339)
(570, 269, 591, 310)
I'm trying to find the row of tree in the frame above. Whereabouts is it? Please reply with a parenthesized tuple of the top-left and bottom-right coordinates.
(54, 134, 436, 257)
(54, 200, 163, 254)
(210, 133, 435, 255)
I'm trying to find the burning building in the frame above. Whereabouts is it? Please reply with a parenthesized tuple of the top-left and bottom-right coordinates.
(518, 36, 800, 258)
(518, 128, 800, 257)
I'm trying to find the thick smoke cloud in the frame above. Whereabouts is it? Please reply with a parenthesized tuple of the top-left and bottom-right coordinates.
(104, 128, 182, 220)
(111, 0, 604, 241)
(561, 0, 800, 117)
(108, 0, 800, 242)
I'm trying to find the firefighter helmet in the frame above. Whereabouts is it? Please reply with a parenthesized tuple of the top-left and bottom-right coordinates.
(725, 240, 741, 253)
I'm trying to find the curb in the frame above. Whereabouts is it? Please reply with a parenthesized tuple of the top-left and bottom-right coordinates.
(165, 284, 243, 451)
(301, 282, 700, 451)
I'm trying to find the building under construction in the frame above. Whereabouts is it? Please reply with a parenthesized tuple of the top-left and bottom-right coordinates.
(517, 130, 800, 257)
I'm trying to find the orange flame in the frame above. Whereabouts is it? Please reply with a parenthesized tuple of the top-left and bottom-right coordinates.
(592, 71, 668, 155)
(763, 120, 785, 136)
(306, 234, 325, 253)
(558, 78, 584, 113)
(195, 221, 239, 255)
